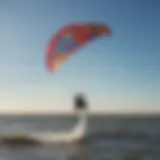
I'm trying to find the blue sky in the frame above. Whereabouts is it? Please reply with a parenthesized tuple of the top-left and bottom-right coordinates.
(0, 0, 159, 113)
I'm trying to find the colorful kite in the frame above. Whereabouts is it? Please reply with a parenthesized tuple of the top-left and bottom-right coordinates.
(46, 22, 110, 71)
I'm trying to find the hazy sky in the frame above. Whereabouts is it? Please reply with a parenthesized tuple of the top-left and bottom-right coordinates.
(0, 0, 159, 114)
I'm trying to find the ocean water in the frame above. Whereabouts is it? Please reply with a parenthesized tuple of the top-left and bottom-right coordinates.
(0, 114, 160, 160)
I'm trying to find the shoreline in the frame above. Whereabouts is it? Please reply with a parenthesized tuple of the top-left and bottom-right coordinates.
(0, 113, 159, 118)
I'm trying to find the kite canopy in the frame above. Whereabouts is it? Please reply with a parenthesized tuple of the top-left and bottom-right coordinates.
(46, 22, 110, 72)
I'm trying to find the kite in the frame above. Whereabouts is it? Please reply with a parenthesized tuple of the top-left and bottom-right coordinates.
(46, 22, 111, 71)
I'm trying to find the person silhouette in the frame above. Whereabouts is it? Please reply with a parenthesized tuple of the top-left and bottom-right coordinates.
(74, 94, 87, 111)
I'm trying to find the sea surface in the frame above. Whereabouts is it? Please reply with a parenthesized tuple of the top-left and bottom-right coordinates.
(0, 114, 160, 160)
